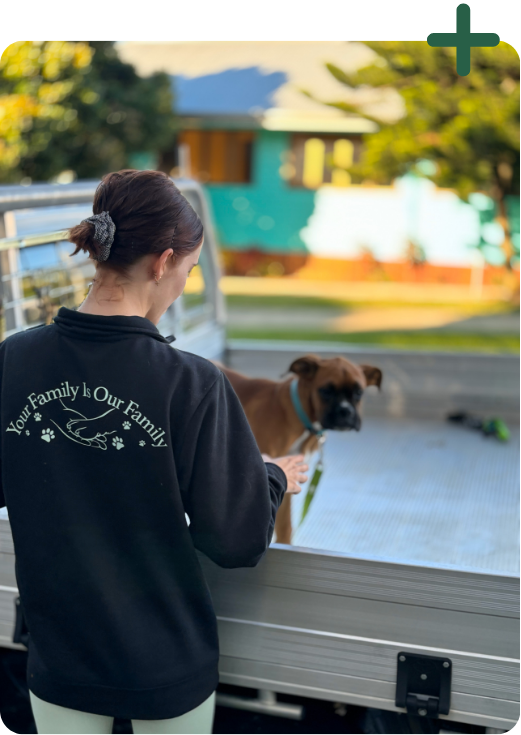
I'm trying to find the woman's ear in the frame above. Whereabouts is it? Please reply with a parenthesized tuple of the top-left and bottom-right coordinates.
(360, 365, 383, 389)
(288, 354, 321, 381)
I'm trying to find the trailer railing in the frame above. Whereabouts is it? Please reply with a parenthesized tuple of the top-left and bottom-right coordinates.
(0, 180, 226, 343)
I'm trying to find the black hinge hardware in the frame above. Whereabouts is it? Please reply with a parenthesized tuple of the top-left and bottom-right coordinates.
(395, 651, 452, 718)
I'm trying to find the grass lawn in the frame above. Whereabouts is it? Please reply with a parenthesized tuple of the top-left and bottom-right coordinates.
(225, 295, 519, 353)
(226, 327, 519, 353)
(225, 294, 517, 314)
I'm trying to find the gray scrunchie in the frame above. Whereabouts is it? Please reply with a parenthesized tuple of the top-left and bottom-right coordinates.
(82, 211, 116, 262)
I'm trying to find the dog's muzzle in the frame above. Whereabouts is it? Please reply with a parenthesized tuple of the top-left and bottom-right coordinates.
(324, 401, 361, 431)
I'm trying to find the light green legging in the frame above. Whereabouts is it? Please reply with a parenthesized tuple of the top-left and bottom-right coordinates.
(29, 689, 216, 734)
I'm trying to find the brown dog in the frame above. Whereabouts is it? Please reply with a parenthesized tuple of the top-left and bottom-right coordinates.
(210, 354, 382, 544)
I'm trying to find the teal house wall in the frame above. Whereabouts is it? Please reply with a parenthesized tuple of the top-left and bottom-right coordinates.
(119, 55, 519, 267)
(166, 66, 519, 265)
(202, 130, 315, 254)
(199, 130, 519, 265)
(201, 131, 519, 267)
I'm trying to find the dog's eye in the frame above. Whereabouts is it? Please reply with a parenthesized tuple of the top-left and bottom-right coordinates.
(352, 386, 363, 400)
(319, 383, 335, 397)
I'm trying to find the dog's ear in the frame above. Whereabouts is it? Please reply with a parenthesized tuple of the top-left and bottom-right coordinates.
(360, 365, 382, 390)
(288, 354, 321, 380)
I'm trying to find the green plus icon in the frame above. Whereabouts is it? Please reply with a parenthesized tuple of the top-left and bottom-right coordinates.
(427, 4, 500, 76)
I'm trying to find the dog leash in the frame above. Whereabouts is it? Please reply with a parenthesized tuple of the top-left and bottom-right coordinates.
(289, 379, 327, 527)
(298, 433, 326, 527)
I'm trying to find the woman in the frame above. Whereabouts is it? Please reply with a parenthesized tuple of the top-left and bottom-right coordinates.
(0, 169, 308, 734)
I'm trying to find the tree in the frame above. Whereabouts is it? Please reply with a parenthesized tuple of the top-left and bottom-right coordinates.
(0, 41, 92, 178)
(0, 41, 178, 183)
(310, 42, 520, 268)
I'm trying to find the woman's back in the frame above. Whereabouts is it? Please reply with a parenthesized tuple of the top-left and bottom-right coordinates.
(0, 306, 287, 720)
(0, 170, 291, 725)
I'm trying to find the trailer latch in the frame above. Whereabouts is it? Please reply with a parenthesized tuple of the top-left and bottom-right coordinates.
(395, 652, 452, 718)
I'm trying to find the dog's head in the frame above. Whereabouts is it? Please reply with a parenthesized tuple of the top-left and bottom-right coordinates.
(285, 354, 382, 432)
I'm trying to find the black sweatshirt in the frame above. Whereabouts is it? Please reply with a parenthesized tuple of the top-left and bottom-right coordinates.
(0, 306, 287, 720)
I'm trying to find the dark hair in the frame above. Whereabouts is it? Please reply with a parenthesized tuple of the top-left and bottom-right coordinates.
(68, 170, 204, 278)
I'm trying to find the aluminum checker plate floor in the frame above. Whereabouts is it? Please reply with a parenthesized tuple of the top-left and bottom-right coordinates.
(285, 416, 519, 576)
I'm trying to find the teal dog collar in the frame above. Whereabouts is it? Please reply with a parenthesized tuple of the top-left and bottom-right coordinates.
(290, 378, 325, 437)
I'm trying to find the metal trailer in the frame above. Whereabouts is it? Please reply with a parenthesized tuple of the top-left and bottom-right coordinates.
(200, 341, 518, 733)
(0, 183, 519, 732)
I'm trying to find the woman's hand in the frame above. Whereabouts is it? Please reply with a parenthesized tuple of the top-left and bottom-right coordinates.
(261, 453, 309, 494)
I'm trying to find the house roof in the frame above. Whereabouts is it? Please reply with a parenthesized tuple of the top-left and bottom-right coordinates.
(116, 42, 403, 133)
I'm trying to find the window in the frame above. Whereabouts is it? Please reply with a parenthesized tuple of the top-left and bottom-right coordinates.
(285, 134, 362, 189)
(176, 130, 254, 184)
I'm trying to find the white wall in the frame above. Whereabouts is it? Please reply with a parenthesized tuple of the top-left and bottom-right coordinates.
(300, 175, 484, 267)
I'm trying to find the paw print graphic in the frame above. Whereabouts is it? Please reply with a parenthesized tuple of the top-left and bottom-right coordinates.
(112, 436, 124, 450)
(34, 412, 42, 422)
(41, 428, 55, 443)
(25, 429, 30, 436)
(122, 421, 131, 430)
(139, 440, 146, 447)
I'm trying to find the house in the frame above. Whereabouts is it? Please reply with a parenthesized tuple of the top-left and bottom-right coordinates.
(117, 42, 392, 272)
(117, 43, 518, 277)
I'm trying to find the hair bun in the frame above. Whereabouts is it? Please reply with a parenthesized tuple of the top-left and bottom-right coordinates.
(81, 212, 116, 261)
(68, 219, 98, 261)
(68, 169, 204, 278)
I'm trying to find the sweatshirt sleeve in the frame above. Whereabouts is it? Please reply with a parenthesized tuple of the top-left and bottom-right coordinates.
(176, 371, 287, 569)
